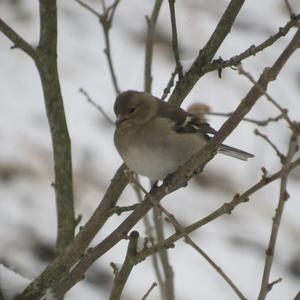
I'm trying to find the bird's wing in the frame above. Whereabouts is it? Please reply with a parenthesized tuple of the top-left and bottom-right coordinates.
(157, 101, 217, 135)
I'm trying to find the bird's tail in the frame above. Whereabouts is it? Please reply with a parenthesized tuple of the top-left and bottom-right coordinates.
(218, 144, 254, 161)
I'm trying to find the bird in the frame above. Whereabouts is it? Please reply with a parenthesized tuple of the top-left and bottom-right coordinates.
(114, 90, 254, 181)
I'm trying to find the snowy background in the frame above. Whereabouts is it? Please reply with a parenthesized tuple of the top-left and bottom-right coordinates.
(0, 0, 300, 299)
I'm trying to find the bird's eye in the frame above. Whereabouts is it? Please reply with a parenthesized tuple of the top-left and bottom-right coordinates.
(129, 106, 136, 114)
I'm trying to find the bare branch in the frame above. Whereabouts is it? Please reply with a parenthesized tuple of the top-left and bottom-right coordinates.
(34, 0, 77, 254)
(108, 204, 140, 216)
(74, 0, 101, 18)
(168, 0, 183, 79)
(161, 67, 178, 101)
(237, 64, 298, 131)
(283, 0, 299, 27)
(127, 178, 245, 300)
(168, 0, 245, 106)
(258, 134, 298, 300)
(134, 156, 300, 264)
(131, 180, 165, 297)
(153, 207, 175, 300)
(0, 18, 37, 59)
(79, 87, 115, 125)
(75, 0, 121, 95)
(204, 111, 284, 126)
(141, 282, 157, 300)
(254, 129, 285, 162)
(109, 231, 139, 300)
(16, 164, 128, 300)
(150, 199, 246, 300)
(202, 13, 300, 75)
(144, 0, 163, 93)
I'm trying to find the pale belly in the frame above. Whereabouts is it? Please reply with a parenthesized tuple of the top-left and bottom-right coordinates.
(114, 122, 207, 180)
(121, 145, 182, 180)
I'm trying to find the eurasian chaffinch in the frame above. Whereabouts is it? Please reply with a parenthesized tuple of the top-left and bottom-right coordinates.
(114, 90, 254, 181)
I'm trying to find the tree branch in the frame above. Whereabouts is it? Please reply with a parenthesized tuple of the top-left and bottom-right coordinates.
(144, 0, 163, 93)
(35, 0, 76, 254)
(168, 0, 183, 79)
(202, 13, 300, 75)
(131, 180, 165, 298)
(75, 0, 121, 95)
(168, 0, 245, 106)
(258, 134, 298, 300)
(0, 18, 37, 58)
(153, 207, 175, 300)
(236, 64, 298, 131)
(79, 87, 115, 125)
(109, 231, 139, 300)
(15, 164, 128, 300)
(133, 156, 300, 265)
(141, 282, 157, 300)
(254, 129, 285, 162)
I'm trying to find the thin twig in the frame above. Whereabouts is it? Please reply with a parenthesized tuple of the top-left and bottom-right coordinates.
(168, 0, 245, 106)
(168, 0, 183, 79)
(131, 180, 165, 298)
(258, 134, 298, 300)
(101, 0, 121, 95)
(204, 111, 284, 126)
(108, 204, 140, 216)
(267, 277, 282, 291)
(153, 207, 175, 300)
(74, 0, 101, 17)
(161, 67, 178, 101)
(254, 129, 285, 163)
(144, 0, 163, 93)
(202, 13, 300, 76)
(133, 157, 300, 264)
(79, 87, 115, 125)
(0, 18, 37, 59)
(109, 231, 139, 300)
(283, 0, 299, 28)
(132, 179, 246, 300)
(237, 64, 298, 131)
(284, 0, 295, 17)
(75, 0, 121, 95)
(141, 282, 158, 300)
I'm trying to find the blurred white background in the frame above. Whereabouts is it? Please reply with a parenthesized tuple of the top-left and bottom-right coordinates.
(0, 0, 300, 299)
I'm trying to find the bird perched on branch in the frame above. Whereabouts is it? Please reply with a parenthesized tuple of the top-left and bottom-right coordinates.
(114, 90, 254, 181)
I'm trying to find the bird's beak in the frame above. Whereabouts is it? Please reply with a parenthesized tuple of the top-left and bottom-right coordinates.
(116, 114, 129, 127)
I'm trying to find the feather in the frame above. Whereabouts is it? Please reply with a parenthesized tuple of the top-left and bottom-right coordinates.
(218, 144, 254, 161)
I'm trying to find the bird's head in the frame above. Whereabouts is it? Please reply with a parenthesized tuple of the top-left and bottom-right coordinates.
(114, 90, 158, 131)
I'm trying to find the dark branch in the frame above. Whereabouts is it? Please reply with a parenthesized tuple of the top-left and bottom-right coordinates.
(79, 87, 115, 125)
(35, 0, 76, 254)
(202, 13, 300, 75)
(144, 0, 163, 93)
(168, 0, 245, 106)
(0, 18, 36, 59)
(258, 134, 298, 300)
(168, 0, 183, 79)
(109, 231, 139, 300)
